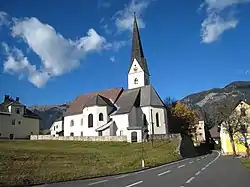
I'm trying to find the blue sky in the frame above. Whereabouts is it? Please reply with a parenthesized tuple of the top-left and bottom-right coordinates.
(0, 0, 250, 106)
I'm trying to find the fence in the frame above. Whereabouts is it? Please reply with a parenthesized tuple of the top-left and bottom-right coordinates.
(30, 135, 127, 142)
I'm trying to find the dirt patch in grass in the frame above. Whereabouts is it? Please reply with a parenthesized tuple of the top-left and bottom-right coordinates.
(0, 139, 181, 186)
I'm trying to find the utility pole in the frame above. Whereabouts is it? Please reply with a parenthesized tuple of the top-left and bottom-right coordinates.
(141, 113, 145, 168)
(151, 108, 154, 148)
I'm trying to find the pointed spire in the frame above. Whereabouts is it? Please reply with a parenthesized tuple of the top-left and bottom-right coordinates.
(129, 12, 149, 75)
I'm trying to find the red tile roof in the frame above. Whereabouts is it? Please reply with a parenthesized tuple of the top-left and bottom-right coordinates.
(65, 88, 123, 116)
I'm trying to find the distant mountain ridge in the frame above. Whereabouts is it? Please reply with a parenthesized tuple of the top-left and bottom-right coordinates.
(28, 81, 250, 131)
(181, 81, 250, 127)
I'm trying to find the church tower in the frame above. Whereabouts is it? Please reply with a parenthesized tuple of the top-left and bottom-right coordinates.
(128, 13, 150, 90)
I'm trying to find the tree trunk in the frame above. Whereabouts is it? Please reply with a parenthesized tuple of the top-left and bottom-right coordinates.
(229, 134, 237, 156)
(243, 133, 250, 157)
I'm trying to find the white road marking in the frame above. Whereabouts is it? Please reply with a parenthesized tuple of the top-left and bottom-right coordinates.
(196, 158, 200, 161)
(178, 164, 185, 168)
(201, 167, 206, 171)
(189, 161, 194, 164)
(186, 177, 195, 184)
(195, 171, 201, 176)
(88, 179, 108, 186)
(157, 170, 171, 176)
(115, 174, 129, 179)
(125, 181, 143, 187)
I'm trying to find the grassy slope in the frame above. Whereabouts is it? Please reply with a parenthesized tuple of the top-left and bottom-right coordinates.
(0, 139, 180, 186)
(241, 158, 250, 171)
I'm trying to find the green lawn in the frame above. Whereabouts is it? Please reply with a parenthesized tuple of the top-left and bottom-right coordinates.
(0, 139, 181, 186)
(241, 158, 250, 171)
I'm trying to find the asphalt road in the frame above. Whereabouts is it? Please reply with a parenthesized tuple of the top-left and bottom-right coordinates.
(35, 151, 250, 187)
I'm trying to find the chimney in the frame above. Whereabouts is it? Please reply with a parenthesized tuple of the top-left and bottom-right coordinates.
(16, 97, 19, 102)
(4, 95, 9, 102)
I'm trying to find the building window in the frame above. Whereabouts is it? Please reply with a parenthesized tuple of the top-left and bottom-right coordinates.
(156, 113, 160, 127)
(134, 78, 138, 84)
(31, 132, 33, 135)
(56, 125, 58, 129)
(81, 118, 83, 125)
(143, 114, 147, 127)
(70, 120, 74, 127)
(88, 114, 93, 128)
(15, 108, 20, 114)
(131, 131, 138, 143)
(99, 113, 103, 121)
(70, 132, 74, 136)
(18, 121, 21, 124)
(98, 131, 102, 136)
(54, 126, 55, 131)
(81, 131, 83, 136)
(241, 108, 246, 116)
(12, 119, 15, 125)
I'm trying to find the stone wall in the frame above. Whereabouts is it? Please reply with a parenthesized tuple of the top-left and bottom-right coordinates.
(150, 133, 180, 140)
(30, 135, 127, 142)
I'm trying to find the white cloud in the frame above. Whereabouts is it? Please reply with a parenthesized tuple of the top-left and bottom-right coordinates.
(109, 56, 115, 62)
(2, 16, 111, 88)
(113, 0, 150, 32)
(199, 0, 250, 44)
(0, 11, 10, 27)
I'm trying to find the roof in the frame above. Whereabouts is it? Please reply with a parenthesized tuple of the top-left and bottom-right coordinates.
(129, 13, 149, 75)
(0, 96, 41, 119)
(113, 88, 140, 115)
(85, 94, 115, 108)
(113, 85, 165, 115)
(65, 88, 123, 116)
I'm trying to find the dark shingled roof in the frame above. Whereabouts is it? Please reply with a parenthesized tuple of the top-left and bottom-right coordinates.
(129, 13, 149, 75)
(65, 88, 123, 116)
(85, 94, 115, 107)
(0, 96, 41, 119)
(113, 88, 140, 115)
(113, 85, 165, 115)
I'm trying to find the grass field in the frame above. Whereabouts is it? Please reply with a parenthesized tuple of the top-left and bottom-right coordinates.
(0, 139, 181, 186)
(241, 158, 250, 171)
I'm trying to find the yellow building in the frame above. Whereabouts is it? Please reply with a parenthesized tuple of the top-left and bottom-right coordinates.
(220, 100, 250, 156)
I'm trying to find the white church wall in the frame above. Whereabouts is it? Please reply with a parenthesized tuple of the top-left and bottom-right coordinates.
(50, 120, 63, 136)
(111, 113, 129, 136)
(128, 59, 146, 89)
(141, 106, 168, 135)
(64, 114, 82, 136)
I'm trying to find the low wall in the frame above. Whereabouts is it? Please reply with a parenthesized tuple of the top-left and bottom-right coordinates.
(30, 135, 127, 142)
(151, 133, 180, 140)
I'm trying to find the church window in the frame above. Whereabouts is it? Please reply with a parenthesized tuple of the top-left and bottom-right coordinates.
(81, 131, 83, 136)
(70, 120, 74, 127)
(99, 113, 103, 121)
(88, 114, 93, 128)
(143, 114, 147, 127)
(134, 78, 138, 84)
(70, 132, 74, 137)
(156, 113, 160, 127)
(81, 118, 83, 125)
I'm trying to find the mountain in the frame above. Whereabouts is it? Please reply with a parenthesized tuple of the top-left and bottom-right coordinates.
(181, 81, 250, 127)
(28, 103, 70, 130)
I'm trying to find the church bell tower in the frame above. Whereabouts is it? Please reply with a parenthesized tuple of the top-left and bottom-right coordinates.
(128, 13, 150, 90)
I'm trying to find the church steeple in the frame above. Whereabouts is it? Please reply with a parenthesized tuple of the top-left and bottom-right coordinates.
(129, 13, 149, 75)
(128, 13, 150, 90)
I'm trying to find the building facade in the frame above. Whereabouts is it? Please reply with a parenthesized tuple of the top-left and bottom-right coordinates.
(50, 14, 168, 142)
(0, 95, 41, 139)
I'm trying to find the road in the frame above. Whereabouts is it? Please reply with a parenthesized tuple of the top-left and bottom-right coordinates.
(36, 151, 250, 187)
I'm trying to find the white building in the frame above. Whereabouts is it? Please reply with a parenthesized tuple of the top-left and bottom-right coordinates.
(0, 95, 41, 139)
(51, 14, 168, 142)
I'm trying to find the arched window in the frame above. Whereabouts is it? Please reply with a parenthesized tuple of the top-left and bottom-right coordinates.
(70, 132, 74, 137)
(99, 113, 103, 121)
(81, 118, 83, 125)
(88, 114, 93, 128)
(131, 131, 138, 143)
(70, 120, 74, 127)
(156, 113, 160, 127)
(134, 78, 138, 84)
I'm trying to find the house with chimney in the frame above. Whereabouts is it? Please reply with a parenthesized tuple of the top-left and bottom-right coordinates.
(50, 14, 168, 142)
(0, 95, 41, 139)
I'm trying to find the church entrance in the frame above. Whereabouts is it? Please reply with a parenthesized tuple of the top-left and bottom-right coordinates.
(9, 134, 14, 140)
(131, 131, 137, 143)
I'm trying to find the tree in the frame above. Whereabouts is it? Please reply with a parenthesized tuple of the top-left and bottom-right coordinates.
(220, 102, 250, 156)
(170, 101, 199, 135)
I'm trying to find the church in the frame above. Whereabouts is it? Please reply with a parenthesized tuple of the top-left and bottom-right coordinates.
(50, 15, 168, 143)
